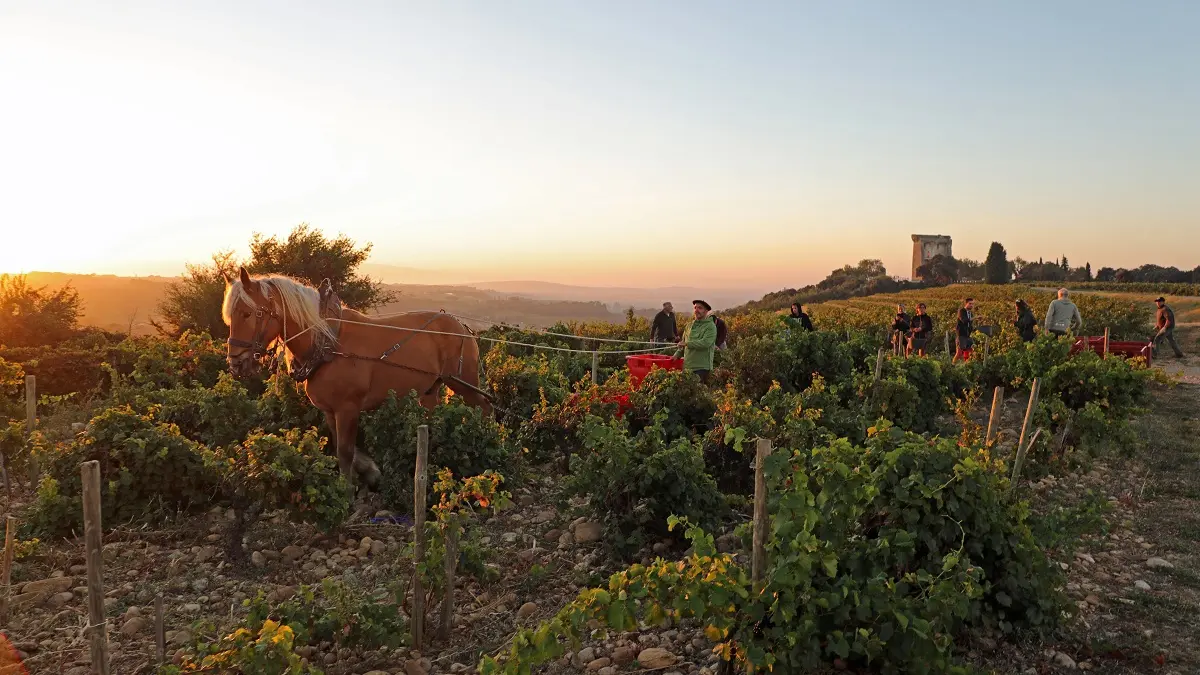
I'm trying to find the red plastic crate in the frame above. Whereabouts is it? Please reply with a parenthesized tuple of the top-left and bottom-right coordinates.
(626, 354, 683, 388)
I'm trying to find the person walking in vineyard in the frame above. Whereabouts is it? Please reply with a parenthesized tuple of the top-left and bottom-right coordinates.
(1045, 288, 1083, 337)
(908, 303, 933, 356)
(676, 300, 717, 383)
(788, 303, 814, 331)
(954, 298, 975, 362)
(1153, 296, 1185, 358)
(890, 304, 910, 354)
(650, 302, 678, 344)
(1014, 299, 1037, 342)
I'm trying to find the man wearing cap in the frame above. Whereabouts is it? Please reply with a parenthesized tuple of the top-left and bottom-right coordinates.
(677, 300, 717, 383)
(1153, 296, 1185, 358)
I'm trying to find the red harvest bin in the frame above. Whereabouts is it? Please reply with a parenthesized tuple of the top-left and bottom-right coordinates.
(626, 354, 684, 388)
(1069, 336, 1153, 366)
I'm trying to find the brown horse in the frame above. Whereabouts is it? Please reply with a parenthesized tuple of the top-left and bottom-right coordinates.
(222, 268, 490, 486)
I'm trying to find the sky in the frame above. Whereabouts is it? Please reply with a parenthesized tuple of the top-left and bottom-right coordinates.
(1, 1, 1197, 289)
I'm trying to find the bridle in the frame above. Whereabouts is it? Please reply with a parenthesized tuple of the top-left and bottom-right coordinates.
(227, 304, 280, 360)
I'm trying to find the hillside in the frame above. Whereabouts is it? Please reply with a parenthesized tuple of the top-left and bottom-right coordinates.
(21, 272, 657, 336)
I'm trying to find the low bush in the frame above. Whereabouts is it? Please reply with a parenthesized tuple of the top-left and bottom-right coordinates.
(28, 406, 219, 536)
(624, 368, 715, 441)
(565, 415, 726, 558)
(487, 424, 1066, 675)
(361, 391, 518, 512)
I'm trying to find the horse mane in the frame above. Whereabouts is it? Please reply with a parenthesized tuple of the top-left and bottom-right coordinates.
(222, 274, 338, 344)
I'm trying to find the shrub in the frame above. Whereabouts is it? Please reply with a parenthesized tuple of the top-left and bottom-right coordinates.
(112, 372, 260, 449)
(486, 424, 1066, 675)
(565, 415, 726, 558)
(483, 348, 568, 428)
(29, 406, 219, 536)
(256, 371, 326, 434)
(516, 378, 627, 466)
(625, 368, 716, 441)
(361, 391, 518, 512)
(204, 429, 353, 559)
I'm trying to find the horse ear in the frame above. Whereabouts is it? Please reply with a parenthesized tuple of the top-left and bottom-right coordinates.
(239, 266, 252, 287)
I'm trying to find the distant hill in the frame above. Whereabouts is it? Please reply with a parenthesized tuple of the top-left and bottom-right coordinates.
(20, 271, 659, 337)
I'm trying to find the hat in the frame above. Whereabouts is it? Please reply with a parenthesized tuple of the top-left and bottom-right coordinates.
(1155, 296, 1166, 302)
(692, 299, 712, 311)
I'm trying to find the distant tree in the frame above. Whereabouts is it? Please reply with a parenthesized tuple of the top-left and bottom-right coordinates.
(155, 224, 394, 338)
(1085, 262, 1093, 281)
(0, 274, 82, 347)
(153, 251, 240, 338)
(915, 254, 959, 285)
(1095, 267, 1117, 282)
(246, 223, 394, 310)
(957, 258, 985, 282)
(984, 242, 1009, 284)
(1059, 256, 1070, 272)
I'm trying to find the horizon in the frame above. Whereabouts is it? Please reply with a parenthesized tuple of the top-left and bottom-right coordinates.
(2, 1, 1198, 285)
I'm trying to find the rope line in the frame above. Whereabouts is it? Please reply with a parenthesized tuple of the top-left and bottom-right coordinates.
(327, 317, 672, 356)
(359, 309, 671, 346)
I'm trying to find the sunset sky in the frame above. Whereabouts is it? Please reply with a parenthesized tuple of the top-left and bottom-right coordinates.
(2, 1, 1197, 289)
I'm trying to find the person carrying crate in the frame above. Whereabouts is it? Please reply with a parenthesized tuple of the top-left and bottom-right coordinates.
(676, 299, 717, 383)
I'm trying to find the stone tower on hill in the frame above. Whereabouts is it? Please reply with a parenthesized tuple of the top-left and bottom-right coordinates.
(911, 234, 953, 279)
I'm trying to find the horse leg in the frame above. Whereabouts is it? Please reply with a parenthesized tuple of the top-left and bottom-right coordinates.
(333, 408, 360, 481)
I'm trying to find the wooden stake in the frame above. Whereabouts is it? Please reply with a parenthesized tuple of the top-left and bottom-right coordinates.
(944, 331, 952, 360)
(591, 351, 599, 385)
(985, 386, 1005, 445)
(1012, 428, 1043, 486)
(982, 335, 990, 362)
(751, 439, 771, 583)
(1016, 379, 1041, 462)
(81, 460, 111, 675)
(1103, 327, 1110, 358)
(155, 594, 166, 665)
(24, 375, 36, 436)
(1, 515, 15, 626)
(411, 425, 429, 648)
(439, 523, 459, 641)
(25, 375, 38, 485)
(873, 348, 886, 383)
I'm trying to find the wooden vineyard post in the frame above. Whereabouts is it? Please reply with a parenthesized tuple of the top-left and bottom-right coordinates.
(1, 515, 15, 626)
(873, 348, 886, 383)
(155, 594, 166, 665)
(25, 375, 38, 484)
(439, 523, 459, 641)
(985, 386, 1005, 445)
(1103, 327, 1110, 358)
(591, 351, 599, 385)
(1015, 379, 1041, 462)
(944, 331, 952, 360)
(411, 425, 429, 648)
(752, 439, 771, 583)
(24, 375, 36, 436)
(81, 460, 111, 675)
(982, 335, 990, 362)
(1012, 428, 1043, 487)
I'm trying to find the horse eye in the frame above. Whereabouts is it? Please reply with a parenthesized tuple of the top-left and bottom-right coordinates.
(242, 312, 252, 319)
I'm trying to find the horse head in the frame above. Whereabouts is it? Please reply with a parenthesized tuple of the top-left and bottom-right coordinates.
(223, 266, 282, 376)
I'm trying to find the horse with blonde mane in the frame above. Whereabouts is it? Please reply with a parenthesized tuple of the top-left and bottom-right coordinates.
(222, 267, 490, 486)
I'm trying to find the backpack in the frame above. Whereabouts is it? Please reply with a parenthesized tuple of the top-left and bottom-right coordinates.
(714, 316, 728, 347)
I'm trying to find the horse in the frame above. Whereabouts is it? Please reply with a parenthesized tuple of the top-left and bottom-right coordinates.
(221, 267, 491, 487)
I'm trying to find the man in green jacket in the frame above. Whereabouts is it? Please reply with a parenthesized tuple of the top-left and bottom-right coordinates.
(677, 299, 717, 383)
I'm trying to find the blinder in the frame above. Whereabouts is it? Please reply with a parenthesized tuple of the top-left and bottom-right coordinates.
(227, 307, 278, 360)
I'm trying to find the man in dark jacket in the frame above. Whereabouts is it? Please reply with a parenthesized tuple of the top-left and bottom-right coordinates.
(1153, 297, 1184, 358)
(908, 303, 933, 356)
(954, 298, 975, 363)
(650, 302, 677, 344)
